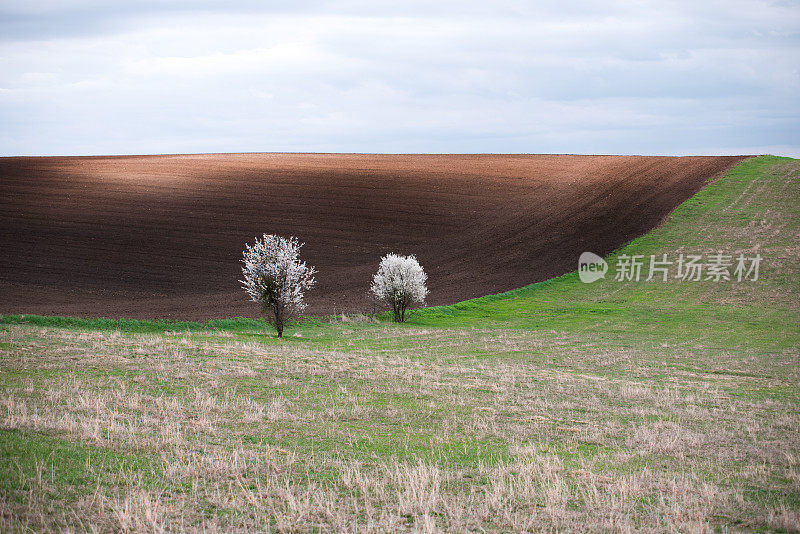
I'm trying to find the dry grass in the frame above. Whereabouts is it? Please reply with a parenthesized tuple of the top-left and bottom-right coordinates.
(1, 325, 798, 532)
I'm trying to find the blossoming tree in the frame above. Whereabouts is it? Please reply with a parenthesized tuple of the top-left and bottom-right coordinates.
(240, 234, 316, 337)
(370, 253, 428, 322)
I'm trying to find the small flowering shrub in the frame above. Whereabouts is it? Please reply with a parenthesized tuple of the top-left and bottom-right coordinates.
(370, 253, 428, 322)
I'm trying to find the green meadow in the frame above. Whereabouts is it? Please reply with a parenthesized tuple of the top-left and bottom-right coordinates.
(1, 156, 798, 531)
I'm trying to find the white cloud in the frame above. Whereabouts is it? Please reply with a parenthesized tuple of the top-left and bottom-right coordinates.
(0, 1, 797, 156)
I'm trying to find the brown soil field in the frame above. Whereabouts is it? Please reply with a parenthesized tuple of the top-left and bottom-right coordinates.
(0, 153, 747, 320)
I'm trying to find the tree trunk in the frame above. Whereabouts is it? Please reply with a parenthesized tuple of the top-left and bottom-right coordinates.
(273, 302, 284, 338)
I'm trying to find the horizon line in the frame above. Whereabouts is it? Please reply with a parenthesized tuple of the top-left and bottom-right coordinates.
(0, 151, 762, 159)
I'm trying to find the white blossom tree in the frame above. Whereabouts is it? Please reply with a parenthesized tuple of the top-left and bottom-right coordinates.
(370, 253, 428, 322)
(240, 234, 316, 338)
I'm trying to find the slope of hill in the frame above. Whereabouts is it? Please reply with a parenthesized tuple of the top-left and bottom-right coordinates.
(415, 155, 799, 351)
(0, 153, 745, 319)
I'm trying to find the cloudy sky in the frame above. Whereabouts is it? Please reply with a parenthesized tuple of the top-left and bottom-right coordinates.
(1, 0, 798, 156)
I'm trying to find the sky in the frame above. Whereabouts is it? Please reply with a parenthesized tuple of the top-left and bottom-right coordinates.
(0, 0, 798, 156)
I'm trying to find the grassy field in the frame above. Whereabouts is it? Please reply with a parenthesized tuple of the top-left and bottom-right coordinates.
(1, 156, 798, 532)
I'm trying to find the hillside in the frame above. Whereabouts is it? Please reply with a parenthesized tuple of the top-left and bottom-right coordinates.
(416, 155, 799, 350)
(0, 153, 745, 319)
